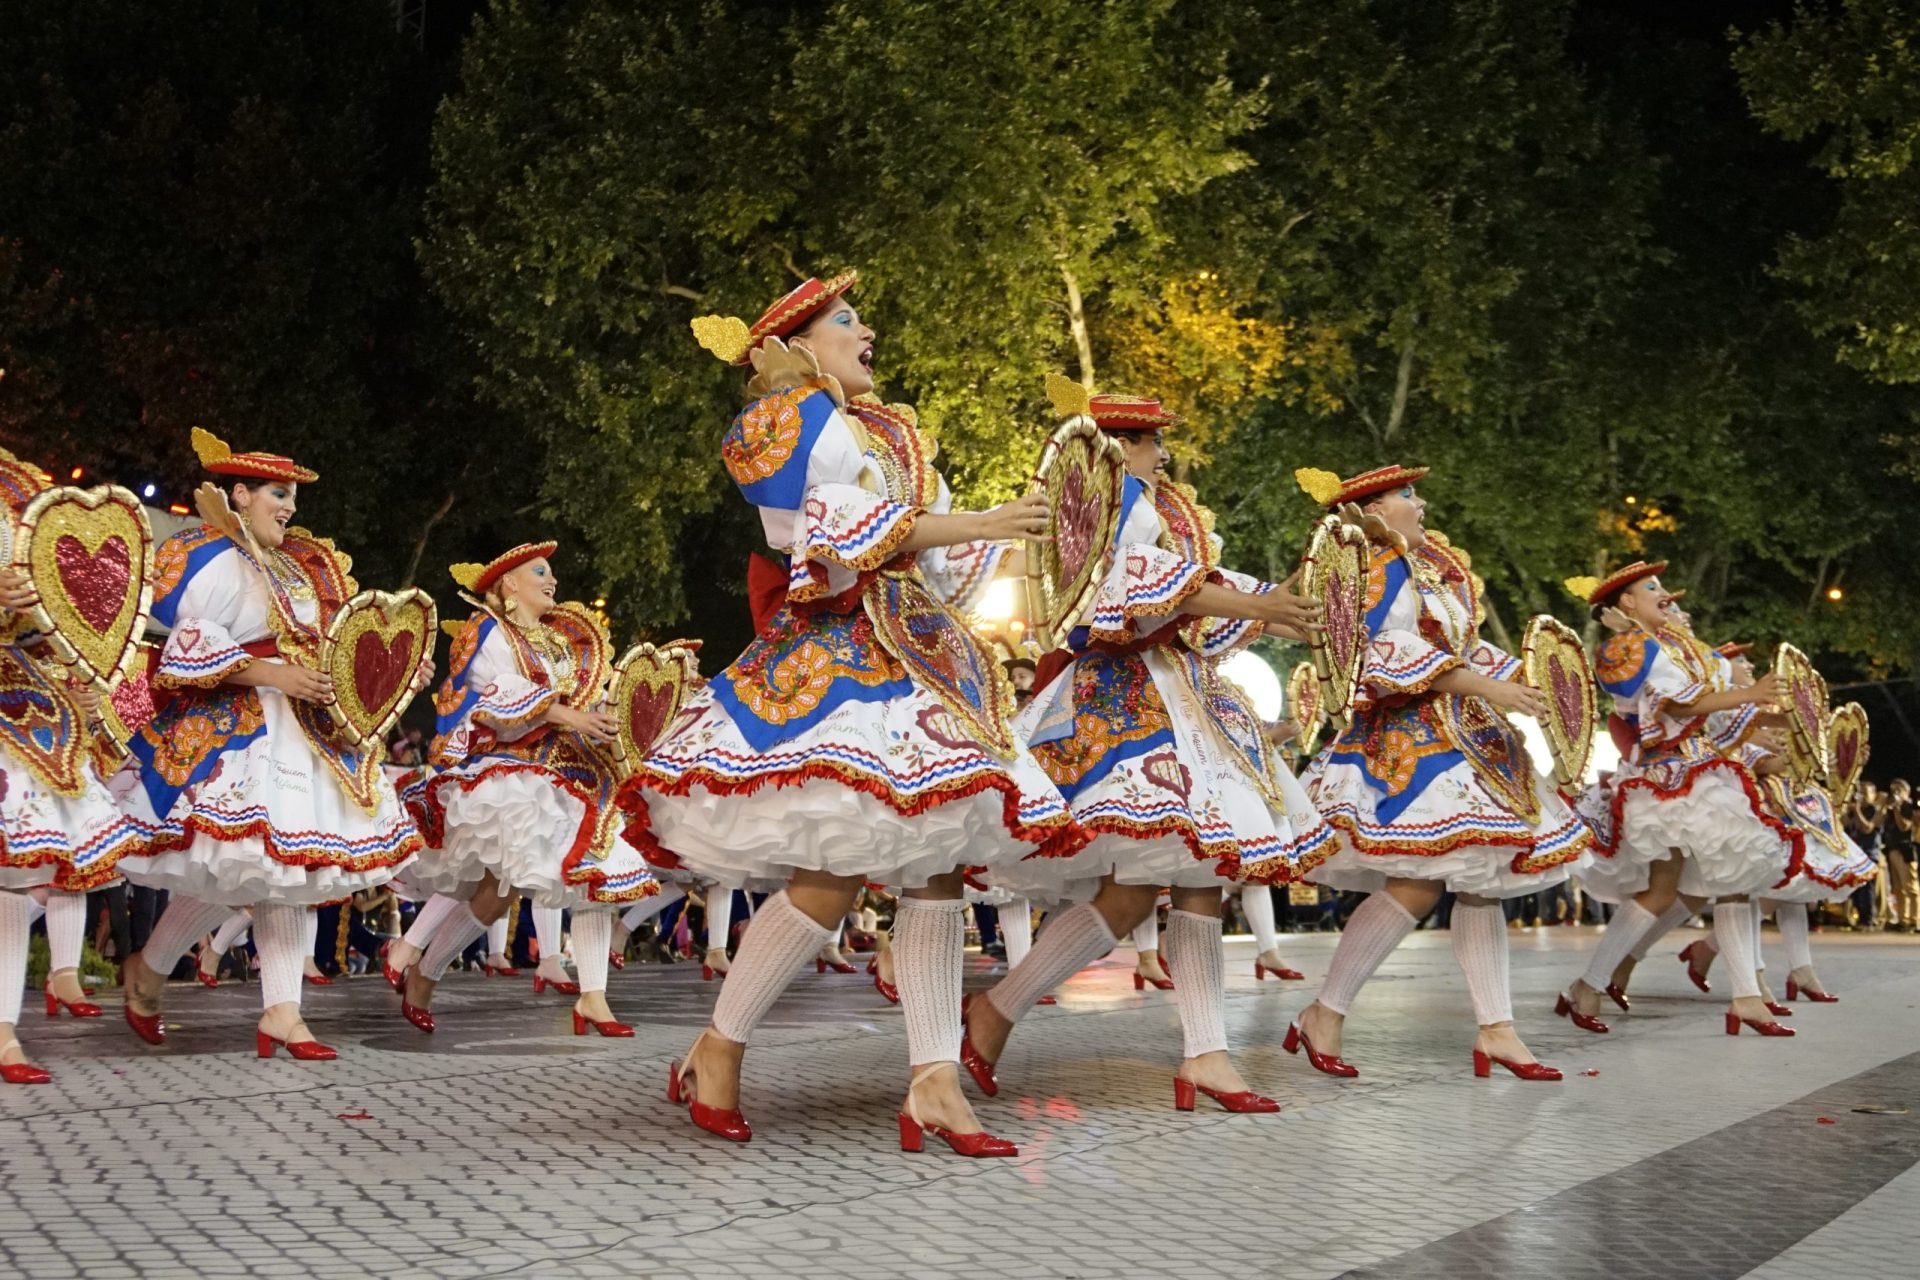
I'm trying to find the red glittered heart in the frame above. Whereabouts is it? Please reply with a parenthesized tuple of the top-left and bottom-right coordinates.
(54, 534, 131, 632)
(1055, 466, 1099, 584)
(626, 682, 678, 754)
(352, 629, 415, 719)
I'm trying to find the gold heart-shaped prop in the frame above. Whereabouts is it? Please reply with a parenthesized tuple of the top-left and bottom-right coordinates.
(1773, 642, 1829, 785)
(543, 601, 614, 706)
(1287, 659, 1325, 755)
(319, 589, 437, 749)
(13, 485, 155, 694)
(1521, 614, 1598, 788)
(1825, 701, 1869, 807)
(1024, 419, 1127, 651)
(1299, 514, 1369, 732)
(606, 638, 703, 777)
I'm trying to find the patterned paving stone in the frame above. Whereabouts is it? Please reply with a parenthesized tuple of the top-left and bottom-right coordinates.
(1, 925, 1915, 1277)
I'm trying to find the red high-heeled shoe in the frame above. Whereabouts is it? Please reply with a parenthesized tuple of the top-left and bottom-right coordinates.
(1678, 941, 1713, 993)
(873, 971, 899, 1005)
(1036, 994, 1057, 1005)
(608, 950, 625, 971)
(1726, 1010, 1795, 1037)
(123, 1001, 164, 1046)
(1283, 1020, 1358, 1078)
(668, 1034, 751, 1143)
(1255, 961, 1306, 981)
(532, 973, 581, 996)
(1174, 1076, 1280, 1113)
(1785, 977, 1839, 1003)
(256, 1030, 337, 1061)
(1764, 1000, 1794, 1017)
(1133, 970, 1174, 992)
(481, 961, 522, 978)
(400, 1000, 435, 1034)
(44, 986, 103, 1019)
(0, 1053, 51, 1085)
(897, 1110, 1018, 1156)
(1554, 992, 1610, 1034)
(303, 973, 334, 987)
(1604, 983, 1631, 1012)
(572, 1010, 635, 1037)
(898, 1064, 1017, 1156)
(383, 957, 407, 994)
(958, 995, 999, 1096)
(194, 964, 220, 990)
(866, 957, 877, 975)
(816, 956, 857, 974)
(1472, 1049, 1563, 1081)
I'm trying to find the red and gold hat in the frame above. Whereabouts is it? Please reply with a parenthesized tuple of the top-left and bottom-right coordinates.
(1293, 464, 1429, 509)
(1043, 373, 1182, 432)
(691, 271, 859, 367)
(190, 427, 317, 484)
(449, 541, 559, 596)
(1716, 641, 1753, 659)
(1563, 561, 1668, 607)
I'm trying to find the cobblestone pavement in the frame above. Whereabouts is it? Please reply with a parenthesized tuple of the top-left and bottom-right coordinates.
(4, 924, 1917, 1279)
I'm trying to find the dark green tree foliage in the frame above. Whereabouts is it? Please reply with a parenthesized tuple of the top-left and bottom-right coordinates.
(0, 0, 517, 590)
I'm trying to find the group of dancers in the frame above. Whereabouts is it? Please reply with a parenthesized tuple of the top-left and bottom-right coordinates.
(0, 269, 1878, 1161)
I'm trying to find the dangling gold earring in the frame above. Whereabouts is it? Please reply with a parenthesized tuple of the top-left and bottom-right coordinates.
(502, 594, 521, 620)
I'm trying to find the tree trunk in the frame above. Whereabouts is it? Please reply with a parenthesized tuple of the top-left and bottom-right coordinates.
(1383, 334, 1416, 442)
(1480, 590, 1516, 655)
(399, 489, 458, 589)
(1060, 263, 1096, 388)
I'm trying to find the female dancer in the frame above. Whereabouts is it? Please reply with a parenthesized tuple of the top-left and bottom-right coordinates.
(1288, 465, 1589, 1081)
(621, 271, 1079, 1154)
(1630, 641, 1875, 1004)
(1556, 564, 1793, 1036)
(390, 543, 658, 1036)
(961, 379, 1330, 1112)
(111, 429, 427, 1058)
(0, 450, 147, 1081)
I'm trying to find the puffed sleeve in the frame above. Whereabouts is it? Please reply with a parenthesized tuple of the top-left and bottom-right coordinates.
(915, 475, 1007, 612)
(152, 543, 255, 689)
(1086, 478, 1215, 644)
(723, 384, 921, 604)
(1354, 553, 1460, 707)
(467, 627, 555, 741)
(1467, 638, 1522, 683)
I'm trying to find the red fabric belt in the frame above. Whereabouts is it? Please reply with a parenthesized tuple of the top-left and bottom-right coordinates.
(746, 553, 788, 637)
(240, 639, 282, 660)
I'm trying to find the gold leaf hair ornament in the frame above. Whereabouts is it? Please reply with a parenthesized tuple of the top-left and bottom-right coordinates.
(691, 314, 753, 365)
(1044, 371, 1094, 421)
(449, 563, 486, 593)
(190, 426, 233, 469)
(1295, 467, 1344, 507)
(1563, 576, 1602, 603)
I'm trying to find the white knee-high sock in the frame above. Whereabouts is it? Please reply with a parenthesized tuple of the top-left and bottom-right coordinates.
(0, 893, 31, 1025)
(403, 894, 460, 950)
(24, 892, 44, 926)
(1752, 899, 1767, 972)
(533, 906, 565, 964)
(1001, 899, 1033, 968)
(621, 884, 685, 932)
(709, 892, 832, 1045)
(707, 890, 734, 954)
(302, 906, 319, 959)
(1315, 893, 1417, 1015)
(1242, 884, 1280, 954)
(572, 911, 611, 994)
(1579, 899, 1660, 989)
(1629, 900, 1693, 960)
(1777, 902, 1813, 971)
(1713, 902, 1763, 1000)
(141, 897, 235, 974)
(1450, 903, 1513, 1025)
(421, 904, 489, 983)
(45, 890, 87, 974)
(1131, 912, 1159, 956)
(486, 916, 509, 958)
(986, 902, 1117, 1021)
(828, 921, 845, 948)
(253, 904, 307, 1011)
(894, 898, 966, 1066)
(210, 910, 253, 956)
(1165, 908, 1228, 1058)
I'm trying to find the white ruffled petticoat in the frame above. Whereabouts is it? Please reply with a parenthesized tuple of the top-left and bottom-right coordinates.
(111, 688, 420, 908)
(1574, 758, 1788, 903)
